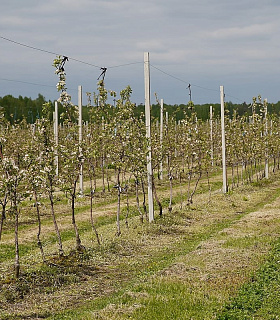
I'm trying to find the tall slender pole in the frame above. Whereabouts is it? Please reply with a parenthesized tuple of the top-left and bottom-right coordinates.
(160, 98, 164, 180)
(166, 111, 169, 170)
(78, 85, 83, 195)
(220, 86, 228, 193)
(210, 105, 214, 166)
(144, 52, 154, 222)
(54, 101, 59, 176)
(264, 99, 269, 179)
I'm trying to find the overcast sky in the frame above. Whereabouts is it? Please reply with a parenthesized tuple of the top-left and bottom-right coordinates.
(0, 0, 280, 106)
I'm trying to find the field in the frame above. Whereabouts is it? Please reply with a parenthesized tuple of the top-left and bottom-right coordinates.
(1, 167, 280, 320)
(1, 83, 280, 319)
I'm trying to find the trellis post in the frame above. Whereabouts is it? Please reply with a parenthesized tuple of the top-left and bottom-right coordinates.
(210, 105, 214, 166)
(54, 101, 59, 176)
(144, 52, 154, 222)
(78, 85, 83, 194)
(264, 99, 269, 179)
(160, 98, 164, 180)
(220, 86, 228, 193)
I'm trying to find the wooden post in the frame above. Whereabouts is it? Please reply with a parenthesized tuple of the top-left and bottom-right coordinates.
(54, 101, 59, 176)
(78, 85, 83, 194)
(144, 52, 154, 222)
(220, 86, 228, 193)
(160, 98, 164, 180)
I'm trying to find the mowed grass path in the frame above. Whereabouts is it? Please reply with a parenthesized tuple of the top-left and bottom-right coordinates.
(0, 172, 280, 319)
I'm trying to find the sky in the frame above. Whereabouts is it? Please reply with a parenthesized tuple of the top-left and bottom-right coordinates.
(0, 0, 280, 106)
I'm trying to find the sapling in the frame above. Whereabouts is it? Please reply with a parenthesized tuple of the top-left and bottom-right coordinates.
(0, 110, 9, 240)
(25, 128, 46, 262)
(37, 103, 64, 256)
(108, 85, 147, 234)
(53, 55, 84, 251)
(0, 139, 8, 241)
(59, 126, 84, 250)
(150, 121, 164, 216)
(3, 123, 31, 278)
(0, 179, 8, 241)
(84, 80, 116, 240)
(83, 130, 101, 245)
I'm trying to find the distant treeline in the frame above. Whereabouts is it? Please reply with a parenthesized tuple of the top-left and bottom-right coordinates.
(1, 94, 280, 124)
(0, 94, 48, 124)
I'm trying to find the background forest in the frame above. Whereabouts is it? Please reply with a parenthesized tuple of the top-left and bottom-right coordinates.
(2, 94, 280, 123)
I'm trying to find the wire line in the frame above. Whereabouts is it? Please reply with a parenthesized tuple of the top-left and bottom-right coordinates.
(151, 64, 246, 102)
(151, 64, 218, 92)
(0, 35, 247, 102)
(0, 77, 76, 92)
(0, 35, 142, 69)
(0, 77, 55, 88)
(150, 64, 189, 84)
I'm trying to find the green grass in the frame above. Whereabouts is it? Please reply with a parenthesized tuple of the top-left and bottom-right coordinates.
(50, 232, 280, 320)
(0, 242, 37, 263)
(67, 280, 219, 320)
(0, 244, 16, 262)
(128, 281, 218, 320)
(47, 209, 280, 319)
(222, 235, 259, 249)
(217, 237, 280, 319)
(1, 172, 280, 319)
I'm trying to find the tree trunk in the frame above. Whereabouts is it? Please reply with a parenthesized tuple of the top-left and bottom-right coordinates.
(72, 179, 83, 250)
(135, 179, 143, 223)
(168, 173, 173, 213)
(15, 209, 20, 279)
(94, 158, 97, 191)
(236, 162, 239, 187)
(206, 170, 211, 205)
(34, 190, 45, 263)
(106, 166, 111, 192)
(101, 155, 105, 193)
(179, 171, 183, 210)
(187, 170, 192, 203)
(90, 179, 100, 245)
(152, 175, 162, 216)
(188, 171, 202, 205)
(116, 168, 121, 236)
(231, 164, 235, 190)
(0, 197, 7, 241)
(125, 186, 129, 229)
(49, 190, 64, 256)
(141, 176, 148, 221)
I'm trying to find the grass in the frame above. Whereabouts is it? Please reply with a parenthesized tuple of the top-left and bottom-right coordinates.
(46, 182, 280, 319)
(217, 237, 280, 319)
(1, 172, 280, 319)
